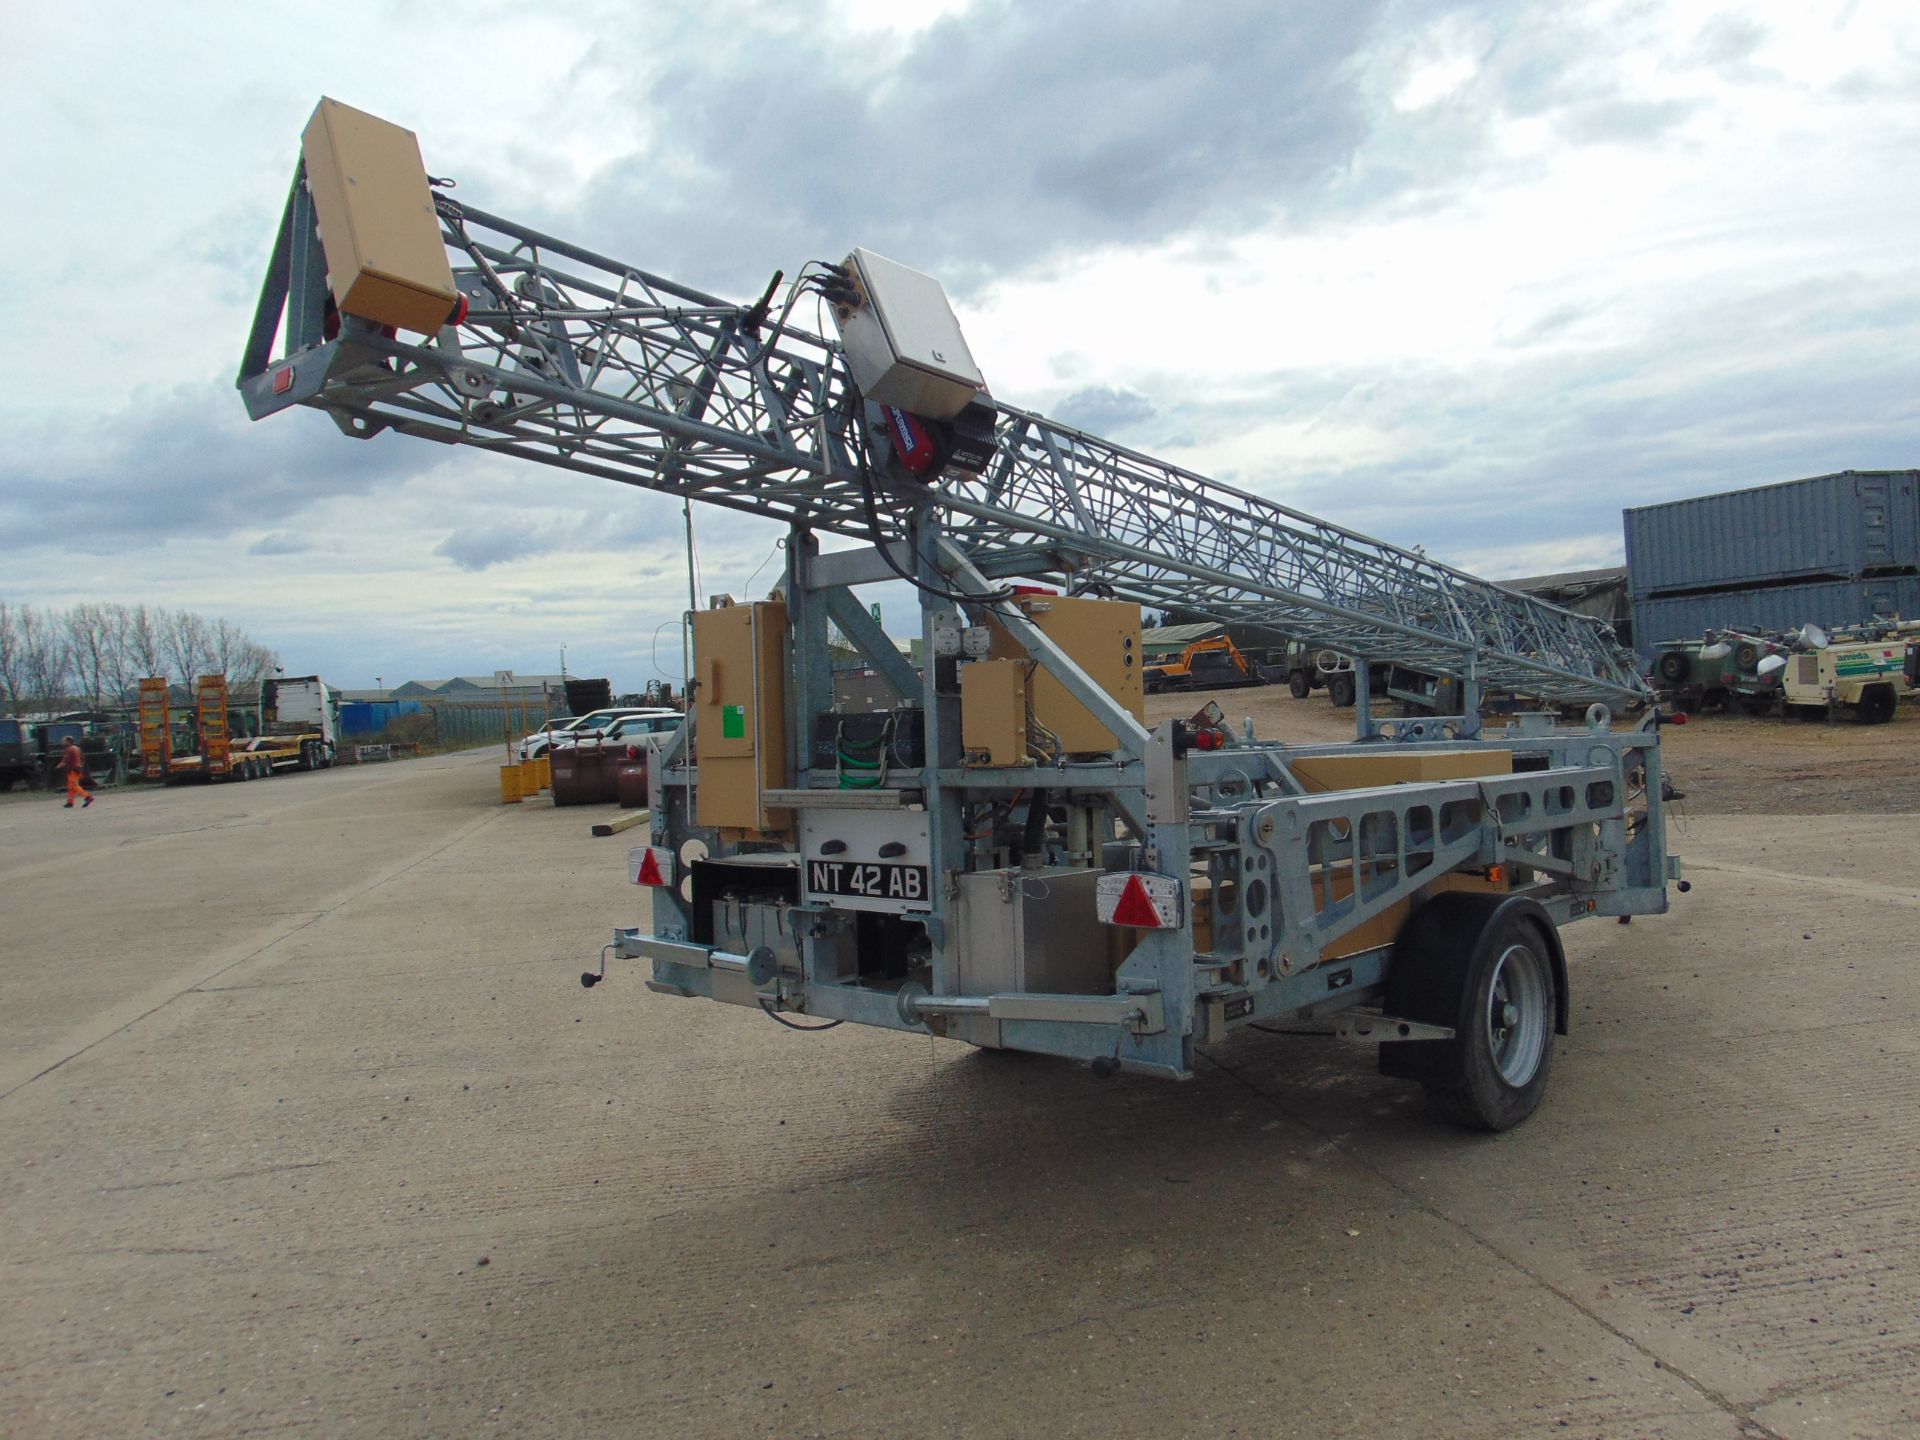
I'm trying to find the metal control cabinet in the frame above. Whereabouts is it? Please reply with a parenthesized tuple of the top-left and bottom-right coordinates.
(988, 596, 1144, 753)
(301, 97, 457, 334)
(692, 601, 791, 834)
(832, 248, 985, 421)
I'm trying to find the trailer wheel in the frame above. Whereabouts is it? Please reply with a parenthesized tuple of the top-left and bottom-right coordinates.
(1382, 894, 1560, 1131)
(1655, 651, 1691, 684)
(1857, 685, 1896, 725)
(1287, 670, 1311, 699)
(1327, 672, 1356, 708)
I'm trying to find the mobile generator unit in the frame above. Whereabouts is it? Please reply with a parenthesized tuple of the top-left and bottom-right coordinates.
(1779, 620, 1918, 723)
(237, 99, 1677, 1129)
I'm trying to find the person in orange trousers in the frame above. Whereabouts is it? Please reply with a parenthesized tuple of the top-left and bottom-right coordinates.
(61, 738, 94, 808)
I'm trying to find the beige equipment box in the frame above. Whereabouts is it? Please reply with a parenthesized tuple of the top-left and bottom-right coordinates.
(301, 97, 458, 335)
(961, 659, 1030, 766)
(692, 601, 792, 835)
(986, 595, 1144, 754)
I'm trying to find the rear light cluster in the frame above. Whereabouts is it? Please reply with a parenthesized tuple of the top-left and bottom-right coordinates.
(629, 846, 672, 887)
(1095, 871, 1181, 929)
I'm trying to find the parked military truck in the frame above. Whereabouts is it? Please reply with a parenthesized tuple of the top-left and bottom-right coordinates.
(1648, 631, 1792, 714)
(0, 719, 35, 790)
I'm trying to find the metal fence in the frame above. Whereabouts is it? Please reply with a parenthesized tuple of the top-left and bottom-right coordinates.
(423, 699, 562, 750)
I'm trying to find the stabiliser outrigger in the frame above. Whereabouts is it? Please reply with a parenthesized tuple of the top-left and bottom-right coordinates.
(239, 99, 1682, 1129)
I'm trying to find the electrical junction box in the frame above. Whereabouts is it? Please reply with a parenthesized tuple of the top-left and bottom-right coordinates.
(301, 97, 457, 335)
(692, 600, 791, 834)
(832, 248, 985, 421)
(988, 596, 1144, 754)
(961, 659, 1029, 766)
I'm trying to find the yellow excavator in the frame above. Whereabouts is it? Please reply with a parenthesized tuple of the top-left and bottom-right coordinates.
(1142, 635, 1265, 693)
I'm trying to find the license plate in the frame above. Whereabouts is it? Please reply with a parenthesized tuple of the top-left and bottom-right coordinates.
(807, 859, 929, 905)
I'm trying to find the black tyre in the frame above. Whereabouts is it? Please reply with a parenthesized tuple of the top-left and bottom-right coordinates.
(1287, 670, 1311, 699)
(1733, 641, 1761, 671)
(1857, 685, 1896, 725)
(1655, 651, 1691, 684)
(1327, 672, 1356, 708)
(1382, 894, 1561, 1131)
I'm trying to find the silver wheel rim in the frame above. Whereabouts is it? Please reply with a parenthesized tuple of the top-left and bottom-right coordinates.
(1487, 942, 1547, 1086)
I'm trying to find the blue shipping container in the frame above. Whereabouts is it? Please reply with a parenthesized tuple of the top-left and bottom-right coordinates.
(339, 699, 424, 736)
(1624, 469, 1920, 597)
(1632, 575, 1920, 661)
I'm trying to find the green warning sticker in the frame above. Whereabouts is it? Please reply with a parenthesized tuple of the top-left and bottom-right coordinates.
(722, 704, 746, 739)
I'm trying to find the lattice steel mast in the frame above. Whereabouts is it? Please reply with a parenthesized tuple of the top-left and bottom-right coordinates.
(240, 185, 1647, 709)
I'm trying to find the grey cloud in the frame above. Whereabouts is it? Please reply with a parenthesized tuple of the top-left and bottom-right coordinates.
(0, 383, 445, 554)
(1557, 97, 1699, 146)
(572, 1, 1389, 297)
(435, 524, 549, 571)
(1054, 385, 1157, 436)
(1108, 273, 1920, 574)
(248, 531, 312, 555)
(1688, 13, 1767, 68)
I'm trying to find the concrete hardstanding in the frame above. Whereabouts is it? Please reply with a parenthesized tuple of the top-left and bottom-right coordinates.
(2, 746, 1916, 1437)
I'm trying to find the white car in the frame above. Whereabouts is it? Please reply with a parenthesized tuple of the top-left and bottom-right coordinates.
(517, 707, 663, 761)
(576, 712, 685, 757)
(538, 708, 683, 758)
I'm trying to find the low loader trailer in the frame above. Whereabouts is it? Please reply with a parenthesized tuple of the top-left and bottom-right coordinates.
(138, 674, 338, 782)
(238, 98, 1677, 1128)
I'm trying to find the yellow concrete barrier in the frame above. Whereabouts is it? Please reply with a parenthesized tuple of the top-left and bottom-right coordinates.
(499, 764, 524, 803)
(535, 755, 552, 790)
(519, 760, 542, 797)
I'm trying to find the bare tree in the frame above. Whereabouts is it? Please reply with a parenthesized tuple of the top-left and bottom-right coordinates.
(0, 601, 21, 711)
(3, 599, 281, 707)
(95, 603, 138, 703)
(210, 618, 278, 685)
(17, 605, 71, 712)
(66, 603, 119, 708)
(164, 609, 214, 683)
(124, 604, 167, 682)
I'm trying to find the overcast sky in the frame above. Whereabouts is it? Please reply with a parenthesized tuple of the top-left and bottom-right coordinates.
(3, 1, 1915, 689)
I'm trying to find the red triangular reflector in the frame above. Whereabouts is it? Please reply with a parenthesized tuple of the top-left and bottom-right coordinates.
(636, 849, 666, 886)
(1110, 874, 1163, 928)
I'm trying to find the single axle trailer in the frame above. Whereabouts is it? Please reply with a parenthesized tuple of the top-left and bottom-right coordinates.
(239, 98, 1677, 1128)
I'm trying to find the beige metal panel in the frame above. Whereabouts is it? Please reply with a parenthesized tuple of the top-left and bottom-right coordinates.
(301, 97, 456, 334)
(988, 596, 1144, 754)
(691, 601, 790, 833)
(1289, 749, 1513, 793)
(961, 659, 1028, 766)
